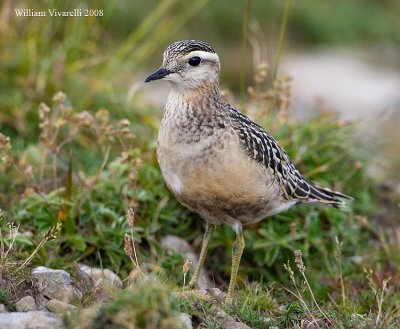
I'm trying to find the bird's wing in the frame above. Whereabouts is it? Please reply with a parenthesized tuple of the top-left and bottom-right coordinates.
(227, 105, 352, 207)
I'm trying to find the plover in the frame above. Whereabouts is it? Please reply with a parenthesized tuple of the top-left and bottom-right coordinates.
(145, 40, 352, 303)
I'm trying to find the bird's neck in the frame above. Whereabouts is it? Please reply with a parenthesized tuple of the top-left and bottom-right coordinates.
(160, 81, 225, 144)
(168, 81, 223, 113)
(171, 81, 221, 100)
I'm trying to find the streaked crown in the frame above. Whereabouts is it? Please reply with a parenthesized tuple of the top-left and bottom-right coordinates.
(164, 40, 215, 60)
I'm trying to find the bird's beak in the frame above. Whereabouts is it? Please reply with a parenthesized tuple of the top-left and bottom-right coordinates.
(144, 67, 171, 83)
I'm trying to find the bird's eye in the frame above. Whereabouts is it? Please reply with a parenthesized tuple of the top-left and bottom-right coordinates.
(188, 56, 201, 66)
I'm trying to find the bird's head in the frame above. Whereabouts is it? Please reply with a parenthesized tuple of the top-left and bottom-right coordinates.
(145, 40, 220, 91)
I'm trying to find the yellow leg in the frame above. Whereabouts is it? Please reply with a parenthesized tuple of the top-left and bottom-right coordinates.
(188, 223, 216, 288)
(225, 227, 245, 304)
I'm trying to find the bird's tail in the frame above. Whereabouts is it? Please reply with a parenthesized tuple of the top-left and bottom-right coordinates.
(303, 180, 354, 209)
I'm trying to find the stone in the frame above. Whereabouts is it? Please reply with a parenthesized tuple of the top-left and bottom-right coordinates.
(78, 264, 123, 289)
(128, 269, 156, 287)
(178, 313, 193, 329)
(47, 300, 76, 314)
(0, 305, 6, 313)
(209, 288, 227, 301)
(176, 288, 227, 303)
(161, 235, 211, 289)
(161, 235, 192, 254)
(215, 309, 251, 329)
(32, 266, 81, 303)
(175, 289, 211, 302)
(93, 278, 114, 302)
(0, 311, 64, 329)
(78, 308, 99, 323)
(15, 296, 36, 312)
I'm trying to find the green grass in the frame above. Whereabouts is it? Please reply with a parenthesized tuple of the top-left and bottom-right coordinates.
(1, 0, 400, 328)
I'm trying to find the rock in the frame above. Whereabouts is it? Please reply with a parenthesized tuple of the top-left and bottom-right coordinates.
(175, 289, 249, 328)
(209, 288, 227, 301)
(78, 264, 123, 289)
(47, 300, 76, 314)
(32, 266, 81, 303)
(178, 313, 193, 329)
(72, 266, 92, 288)
(161, 235, 211, 289)
(0, 305, 6, 313)
(128, 267, 157, 287)
(215, 308, 251, 329)
(93, 278, 114, 302)
(161, 235, 192, 254)
(15, 296, 36, 312)
(175, 289, 211, 302)
(66, 308, 100, 329)
(0, 311, 65, 329)
(176, 288, 227, 303)
(78, 308, 99, 323)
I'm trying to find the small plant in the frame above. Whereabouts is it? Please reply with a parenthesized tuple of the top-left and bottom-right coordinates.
(334, 236, 346, 306)
(282, 250, 333, 328)
(0, 210, 19, 272)
(233, 282, 278, 328)
(364, 267, 392, 327)
(182, 258, 192, 292)
(294, 250, 331, 324)
(14, 223, 61, 274)
(124, 208, 141, 274)
(2, 92, 143, 273)
(278, 300, 306, 327)
(76, 278, 183, 329)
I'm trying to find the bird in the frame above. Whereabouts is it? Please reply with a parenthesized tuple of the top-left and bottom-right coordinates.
(145, 40, 352, 303)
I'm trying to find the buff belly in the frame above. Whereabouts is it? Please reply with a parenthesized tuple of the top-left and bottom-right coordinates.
(157, 137, 290, 226)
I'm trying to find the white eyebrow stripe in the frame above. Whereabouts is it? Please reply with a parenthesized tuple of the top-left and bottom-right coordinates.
(185, 51, 219, 62)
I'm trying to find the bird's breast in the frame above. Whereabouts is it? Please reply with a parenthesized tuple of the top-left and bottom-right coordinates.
(157, 125, 285, 224)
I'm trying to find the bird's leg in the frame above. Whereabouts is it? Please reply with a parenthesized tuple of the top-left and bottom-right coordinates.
(225, 225, 245, 304)
(188, 222, 216, 289)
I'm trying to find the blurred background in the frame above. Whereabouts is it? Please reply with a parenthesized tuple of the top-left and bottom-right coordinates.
(1, 0, 399, 185)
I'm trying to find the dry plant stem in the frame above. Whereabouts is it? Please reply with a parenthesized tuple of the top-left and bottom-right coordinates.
(300, 271, 332, 325)
(294, 250, 331, 325)
(335, 237, 346, 305)
(14, 223, 61, 273)
(183, 274, 187, 292)
(182, 259, 192, 292)
(41, 115, 61, 192)
(282, 287, 321, 329)
(57, 134, 77, 151)
(10, 161, 49, 203)
(376, 277, 391, 326)
(52, 153, 58, 191)
(283, 263, 320, 328)
(0, 222, 19, 265)
(240, 0, 251, 107)
(127, 246, 141, 274)
(118, 136, 127, 152)
(92, 125, 106, 154)
(74, 146, 111, 216)
(151, 196, 168, 237)
(128, 253, 141, 273)
(273, 0, 291, 81)
(126, 209, 142, 274)
(130, 226, 141, 273)
(12, 163, 38, 191)
(39, 149, 48, 192)
(266, 0, 291, 122)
